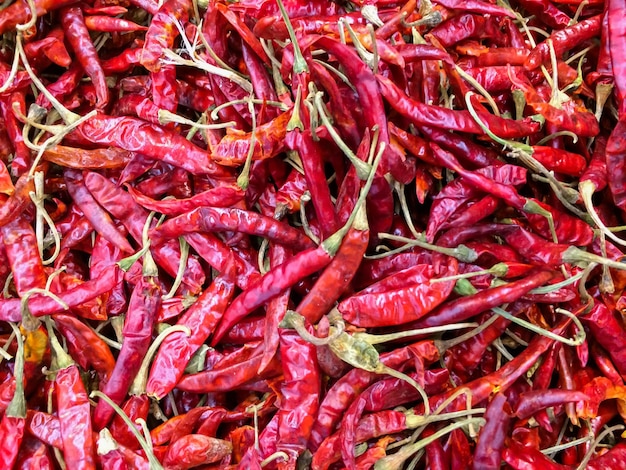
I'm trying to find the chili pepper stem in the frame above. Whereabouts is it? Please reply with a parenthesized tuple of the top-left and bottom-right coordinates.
(581, 180, 626, 247)
(435, 314, 501, 352)
(44, 317, 74, 371)
(352, 322, 479, 345)
(376, 233, 478, 263)
(5, 323, 25, 418)
(563, 246, 626, 270)
(576, 424, 625, 470)
(275, 0, 308, 74)
(431, 263, 509, 283)
(236, 96, 258, 190)
(314, 92, 372, 180)
(279, 310, 344, 346)
(90, 391, 164, 470)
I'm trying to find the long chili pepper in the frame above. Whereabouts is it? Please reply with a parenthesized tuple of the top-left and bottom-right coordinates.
(0, 324, 26, 468)
(84, 15, 147, 32)
(73, 115, 230, 176)
(378, 76, 540, 138)
(285, 129, 339, 238)
(60, 6, 109, 109)
(64, 169, 133, 253)
(276, 328, 321, 466)
(45, 318, 96, 469)
(126, 183, 244, 216)
(295, 211, 370, 324)
(145, 260, 236, 399)
(514, 389, 589, 419)
(92, 257, 161, 430)
(150, 206, 315, 251)
(525, 15, 603, 70)
(582, 301, 626, 376)
(407, 270, 555, 329)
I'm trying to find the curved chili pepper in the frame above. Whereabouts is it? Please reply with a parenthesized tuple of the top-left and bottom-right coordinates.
(126, 183, 244, 216)
(150, 206, 315, 251)
(60, 6, 109, 109)
(525, 15, 603, 70)
(64, 169, 133, 253)
(0, 0, 79, 34)
(145, 260, 236, 399)
(1, 217, 46, 296)
(378, 76, 540, 138)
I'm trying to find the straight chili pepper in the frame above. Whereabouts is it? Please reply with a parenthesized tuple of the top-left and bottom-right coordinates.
(0, 324, 26, 468)
(46, 319, 96, 469)
(93, 272, 161, 430)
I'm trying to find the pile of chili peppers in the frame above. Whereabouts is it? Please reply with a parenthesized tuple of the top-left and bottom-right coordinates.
(0, 0, 624, 468)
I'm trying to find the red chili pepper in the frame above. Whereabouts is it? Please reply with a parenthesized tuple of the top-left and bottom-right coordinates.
(516, 0, 572, 28)
(53, 314, 115, 382)
(0, 0, 79, 34)
(525, 15, 603, 70)
(471, 393, 511, 470)
(276, 328, 320, 464)
(93, 275, 160, 430)
(84, 171, 205, 294)
(84, 15, 147, 32)
(74, 115, 230, 176)
(60, 6, 109, 109)
(378, 76, 541, 138)
(145, 260, 236, 399)
(0, 324, 26, 468)
(47, 321, 96, 469)
(503, 440, 571, 469)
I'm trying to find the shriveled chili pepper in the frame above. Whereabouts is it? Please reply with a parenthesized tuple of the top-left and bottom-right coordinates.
(93, 270, 161, 430)
(60, 6, 109, 109)
(0, 324, 26, 468)
(525, 15, 603, 70)
(84, 15, 147, 32)
(145, 260, 236, 399)
(46, 319, 96, 469)
(471, 392, 511, 470)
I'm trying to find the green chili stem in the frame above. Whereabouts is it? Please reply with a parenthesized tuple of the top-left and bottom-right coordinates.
(377, 233, 478, 263)
(275, 0, 308, 74)
(352, 322, 479, 345)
